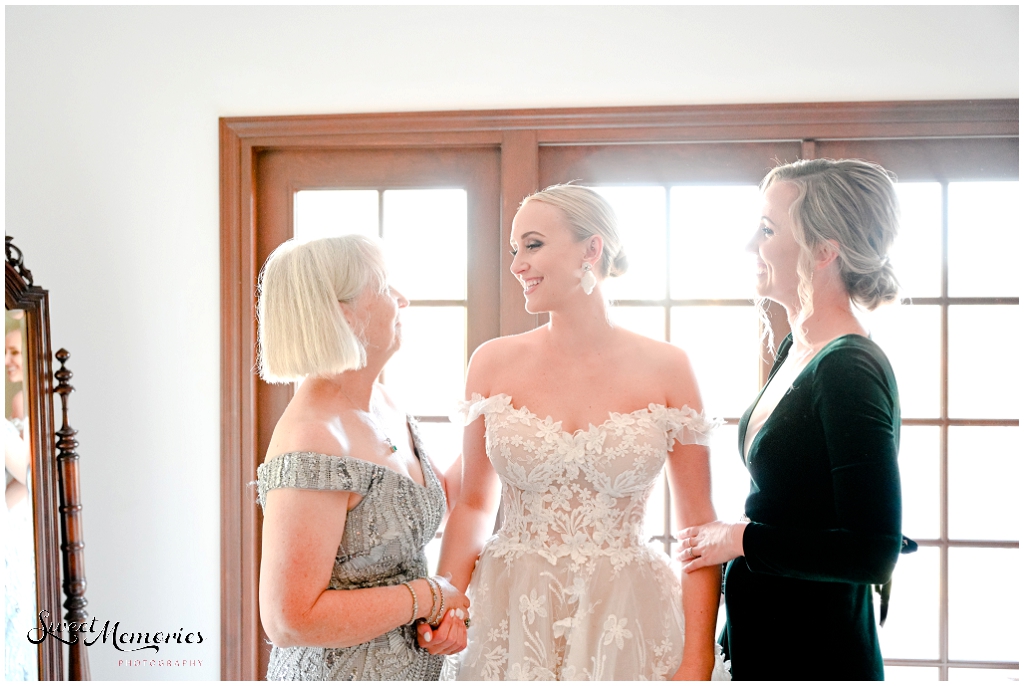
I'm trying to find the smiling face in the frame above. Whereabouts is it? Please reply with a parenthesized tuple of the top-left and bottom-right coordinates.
(5, 329, 23, 384)
(510, 200, 597, 314)
(747, 181, 806, 308)
(343, 282, 409, 361)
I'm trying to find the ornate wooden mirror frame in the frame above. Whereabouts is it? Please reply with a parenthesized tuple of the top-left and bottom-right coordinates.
(6, 236, 91, 680)
(6, 236, 63, 679)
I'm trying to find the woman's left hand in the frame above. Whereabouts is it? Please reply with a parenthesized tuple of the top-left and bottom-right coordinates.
(676, 520, 748, 573)
(416, 608, 468, 655)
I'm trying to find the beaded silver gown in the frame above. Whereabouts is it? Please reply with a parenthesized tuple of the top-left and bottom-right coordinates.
(256, 421, 446, 681)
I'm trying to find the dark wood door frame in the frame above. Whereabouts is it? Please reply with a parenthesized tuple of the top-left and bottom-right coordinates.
(220, 99, 1018, 680)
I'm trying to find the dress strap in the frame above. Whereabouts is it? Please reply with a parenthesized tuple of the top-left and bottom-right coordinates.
(648, 404, 721, 447)
(256, 452, 378, 507)
(450, 393, 512, 426)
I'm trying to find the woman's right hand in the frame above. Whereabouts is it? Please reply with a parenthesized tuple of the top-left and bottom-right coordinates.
(415, 577, 469, 655)
(677, 520, 748, 573)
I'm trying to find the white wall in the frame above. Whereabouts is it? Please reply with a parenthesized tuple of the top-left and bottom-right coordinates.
(4, 6, 1018, 680)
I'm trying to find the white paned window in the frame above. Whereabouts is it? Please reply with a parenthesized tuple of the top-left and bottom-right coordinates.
(294, 189, 468, 573)
(591, 185, 761, 553)
(292, 175, 1019, 680)
(593, 180, 1019, 681)
(866, 180, 1018, 679)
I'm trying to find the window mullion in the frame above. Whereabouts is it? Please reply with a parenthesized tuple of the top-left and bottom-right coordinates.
(663, 184, 673, 555)
(939, 181, 950, 679)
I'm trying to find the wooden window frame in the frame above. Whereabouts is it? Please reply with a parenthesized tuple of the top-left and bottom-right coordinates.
(220, 99, 1018, 680)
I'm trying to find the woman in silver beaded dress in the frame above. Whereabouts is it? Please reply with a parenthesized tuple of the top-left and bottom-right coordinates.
(255, 235, 469, 680)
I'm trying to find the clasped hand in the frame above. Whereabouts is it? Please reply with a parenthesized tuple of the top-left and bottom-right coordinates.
(416, 576, 470, 656)
(676, 520, 748, 573)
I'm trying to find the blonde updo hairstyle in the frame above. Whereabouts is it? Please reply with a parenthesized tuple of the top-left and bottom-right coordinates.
(522, 183, 628, 279)
(257, 235, 388, 383)
(762, 158, 901, 343)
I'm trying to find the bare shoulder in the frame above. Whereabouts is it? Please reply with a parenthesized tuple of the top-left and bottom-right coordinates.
(618, 329, 694, 374)
(616, 330, 702, 408)
(266, 394, 350, 462)
(466, 328, 544, 394)
(470, 328, 542, 365)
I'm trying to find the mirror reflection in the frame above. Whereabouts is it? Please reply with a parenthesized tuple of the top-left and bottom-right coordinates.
(5, 308, 37, 680)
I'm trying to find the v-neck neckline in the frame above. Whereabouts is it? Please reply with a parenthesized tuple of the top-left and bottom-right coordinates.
(739, 336, 792, 466)
(739, 333, 867, 465)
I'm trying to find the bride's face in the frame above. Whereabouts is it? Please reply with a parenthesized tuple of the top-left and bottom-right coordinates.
(5, 330, 23, 384)
(510, 201, 591, 314)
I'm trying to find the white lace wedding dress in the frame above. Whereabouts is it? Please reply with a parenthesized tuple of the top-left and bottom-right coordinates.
(453, 394, 731, 681)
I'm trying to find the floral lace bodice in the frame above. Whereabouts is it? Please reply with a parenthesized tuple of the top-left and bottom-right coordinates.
(456, 394, 717, 575)
(455, 394, 729, 680)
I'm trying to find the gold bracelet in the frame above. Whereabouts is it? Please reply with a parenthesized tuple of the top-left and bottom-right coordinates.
(401, 581, 418, 625)
(432, 579, 446, 627)
(424, 576, 440, 625)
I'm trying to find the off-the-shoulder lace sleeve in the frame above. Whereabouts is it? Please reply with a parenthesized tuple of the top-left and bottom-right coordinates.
(256, 452, 377, 508)
(450, 393, 513, 426)
(649, 404, 722, 447)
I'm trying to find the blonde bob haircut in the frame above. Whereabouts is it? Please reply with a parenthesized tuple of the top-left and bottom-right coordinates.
(257, 235, 388, 383)
(521, 183, 628, 278)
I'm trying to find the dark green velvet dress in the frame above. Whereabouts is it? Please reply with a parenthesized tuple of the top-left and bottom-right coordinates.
(720, 333, 902, 680)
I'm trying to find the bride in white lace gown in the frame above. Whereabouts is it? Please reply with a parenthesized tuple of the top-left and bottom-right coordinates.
(418, 184, 730, 680)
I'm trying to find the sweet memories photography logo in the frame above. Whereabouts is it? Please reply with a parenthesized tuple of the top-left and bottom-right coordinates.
(29, 609, 206, 657)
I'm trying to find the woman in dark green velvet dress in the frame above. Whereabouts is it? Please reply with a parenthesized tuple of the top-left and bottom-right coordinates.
(676, 158, 903, 680)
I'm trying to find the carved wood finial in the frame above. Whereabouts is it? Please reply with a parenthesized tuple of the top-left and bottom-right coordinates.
(54, 349, 91, 680)
(5, 235, 34, 286)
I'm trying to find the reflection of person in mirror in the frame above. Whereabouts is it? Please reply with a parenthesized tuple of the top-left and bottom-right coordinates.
(678, 159, 903, 680)
(6, 320, 39, 680)
(254, 235, 466, 680)
(6, 327, 25, 422)
(427, 184, 729, 680)
(6, 326, 30, 509)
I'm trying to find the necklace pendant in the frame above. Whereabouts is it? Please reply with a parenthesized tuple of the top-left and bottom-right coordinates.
(385, 438, 398, 453)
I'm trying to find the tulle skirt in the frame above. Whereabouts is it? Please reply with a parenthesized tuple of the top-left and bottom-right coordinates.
(456, 540, 730, 681)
